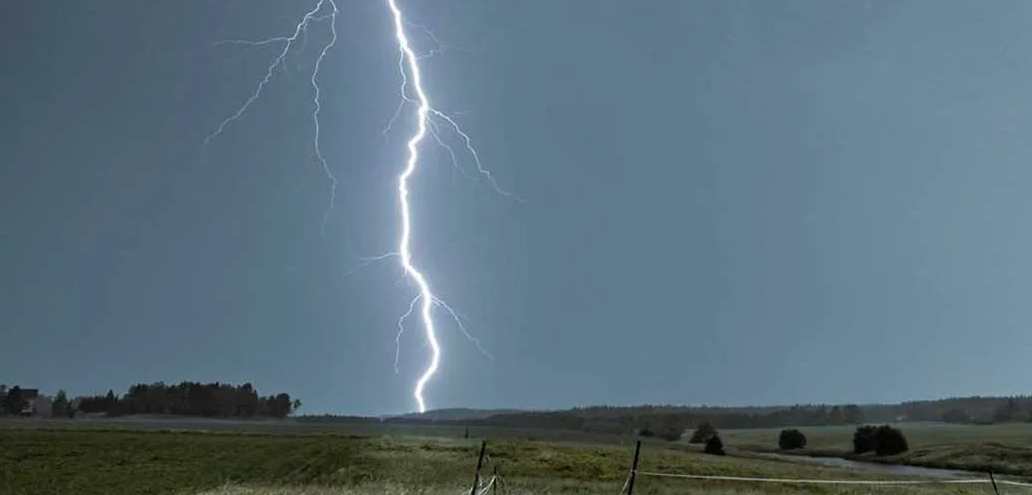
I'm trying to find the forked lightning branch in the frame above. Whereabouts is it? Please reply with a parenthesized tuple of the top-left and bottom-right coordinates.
(203, 0, 513, 414)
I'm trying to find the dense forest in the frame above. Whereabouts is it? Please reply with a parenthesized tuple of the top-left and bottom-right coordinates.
(0, 382, 299, 419)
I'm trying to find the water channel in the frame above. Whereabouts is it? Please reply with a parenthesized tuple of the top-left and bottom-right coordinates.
(758, 453, 978, 479)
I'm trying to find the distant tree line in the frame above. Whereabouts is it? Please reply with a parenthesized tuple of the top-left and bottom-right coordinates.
(889, 396, 1032, 424)
(300, 395, 1032, 438)
(1, 382, 300, 420)
(940, 398, 1032, 425)
(73, 382, 301, 419)
(302, 404, 869, 436)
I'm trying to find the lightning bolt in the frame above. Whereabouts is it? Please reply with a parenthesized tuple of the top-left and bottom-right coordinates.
(206, 0, 515, 415)
(386, 0, 466, 414)
(382, 0, 516, 413)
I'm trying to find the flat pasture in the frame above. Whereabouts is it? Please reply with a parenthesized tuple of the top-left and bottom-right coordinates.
(3, 425, 1032, 495)
(5, 419, 1032, 494)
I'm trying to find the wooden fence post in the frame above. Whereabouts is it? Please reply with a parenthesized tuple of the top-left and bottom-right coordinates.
(626, 440, 642, 495)
(470, 440, 487, 495)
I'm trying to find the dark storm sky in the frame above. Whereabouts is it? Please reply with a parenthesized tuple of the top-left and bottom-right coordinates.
(2, 0, 1031, 415)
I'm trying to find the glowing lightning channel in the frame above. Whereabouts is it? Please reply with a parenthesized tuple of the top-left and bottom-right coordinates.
(382, 0, 517, 413)
(385, 0, 445, 414)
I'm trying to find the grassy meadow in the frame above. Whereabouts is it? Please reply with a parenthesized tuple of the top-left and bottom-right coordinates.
(3, 426, 1032, 495)
(720, 422, 1032, 477)
(0, 416, 647, 445)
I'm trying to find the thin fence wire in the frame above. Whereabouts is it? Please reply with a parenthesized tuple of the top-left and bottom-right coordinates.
(476, 475, 497, 495)
(616, 473, 631, 495)
(457, 474, 495, 495)
(475, 439, 1032, 495)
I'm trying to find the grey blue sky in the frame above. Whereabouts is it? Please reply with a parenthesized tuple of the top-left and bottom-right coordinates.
(2, 0, 1031, 416)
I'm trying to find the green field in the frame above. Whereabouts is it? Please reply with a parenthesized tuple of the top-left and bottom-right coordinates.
(720, 422, 1032, 477)
(3, 426, 1032, 495)
(0, 416, 647, 445)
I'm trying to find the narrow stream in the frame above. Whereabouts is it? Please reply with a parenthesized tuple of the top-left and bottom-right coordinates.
(758, 453, 978, 479)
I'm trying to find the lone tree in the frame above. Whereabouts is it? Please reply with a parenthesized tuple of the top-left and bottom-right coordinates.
(853, 425, 878, 454)
(689, 422, 716, 444)
(638, 428, 656, 438)
(873, 425, 909, 456)
(778, 428, 807, 450)
(853, 425, 909, 456)
(704, 433, 726, 456)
